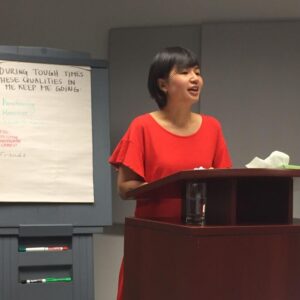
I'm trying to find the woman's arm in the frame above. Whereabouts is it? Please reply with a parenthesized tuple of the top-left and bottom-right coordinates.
(117, 165, 147, 200)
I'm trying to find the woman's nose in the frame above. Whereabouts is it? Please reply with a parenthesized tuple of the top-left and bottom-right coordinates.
(190, 72, 200, 82)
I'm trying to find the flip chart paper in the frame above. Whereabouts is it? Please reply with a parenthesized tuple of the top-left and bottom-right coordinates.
(0, 60, 94, 203)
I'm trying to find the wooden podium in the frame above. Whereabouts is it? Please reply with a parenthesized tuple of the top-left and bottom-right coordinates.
(123, 169, 300, 300)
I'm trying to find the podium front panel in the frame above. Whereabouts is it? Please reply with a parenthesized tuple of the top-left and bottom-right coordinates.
(124, 218, 300, 300)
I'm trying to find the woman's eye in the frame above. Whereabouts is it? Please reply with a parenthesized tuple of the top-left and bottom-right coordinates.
(194, 69, 201, 75)
(177, 68, 200, 76)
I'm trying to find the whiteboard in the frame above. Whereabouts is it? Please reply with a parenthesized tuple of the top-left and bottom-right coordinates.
(0, 60, 94, 203)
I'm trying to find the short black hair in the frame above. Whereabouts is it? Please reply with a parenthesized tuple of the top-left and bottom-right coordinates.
(147, 46, 200, 109)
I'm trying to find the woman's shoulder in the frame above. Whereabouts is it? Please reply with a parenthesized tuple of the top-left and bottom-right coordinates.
(123, 114, 153, 136)
(201, 114, 223, 129)
(132, 113, 151, 122)
(129, 113, 152, 128)
(201, 114, 221, 126)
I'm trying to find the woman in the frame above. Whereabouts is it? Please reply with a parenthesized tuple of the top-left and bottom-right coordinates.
(109, 46, 231, 300)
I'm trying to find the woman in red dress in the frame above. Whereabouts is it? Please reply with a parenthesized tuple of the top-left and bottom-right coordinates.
(109, 46, 232, 300)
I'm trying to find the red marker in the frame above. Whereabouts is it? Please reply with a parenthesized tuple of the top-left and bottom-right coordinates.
(19, 246, 69, 252)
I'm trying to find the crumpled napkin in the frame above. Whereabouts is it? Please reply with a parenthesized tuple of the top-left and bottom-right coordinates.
(246, 151, 290, 169)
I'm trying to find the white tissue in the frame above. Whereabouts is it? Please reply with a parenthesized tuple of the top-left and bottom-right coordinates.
(194, 166, 205, 170)
(246, 151, 290, 169)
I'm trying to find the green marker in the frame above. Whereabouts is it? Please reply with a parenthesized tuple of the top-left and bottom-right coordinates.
(21, 277, 72, 284)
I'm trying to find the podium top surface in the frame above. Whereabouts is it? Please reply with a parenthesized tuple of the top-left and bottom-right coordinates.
(126, 168, 300, 199)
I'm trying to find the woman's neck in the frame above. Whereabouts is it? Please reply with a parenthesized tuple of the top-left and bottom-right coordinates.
(158, 104, 194, 128)
(150, 102, 202, 136)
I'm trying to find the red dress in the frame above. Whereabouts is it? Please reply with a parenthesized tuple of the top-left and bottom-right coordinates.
(109, 113, 232, 300)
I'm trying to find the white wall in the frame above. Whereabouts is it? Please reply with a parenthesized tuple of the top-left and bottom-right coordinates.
(93, 225, 124, 300)
(201, 21, 300, 167)
(0, 0, 299, 60)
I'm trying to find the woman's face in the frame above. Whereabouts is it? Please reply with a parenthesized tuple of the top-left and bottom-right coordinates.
(159, 65, 204, 106)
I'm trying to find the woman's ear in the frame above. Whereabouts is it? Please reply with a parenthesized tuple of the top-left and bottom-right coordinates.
(158, 78, 168, 93)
